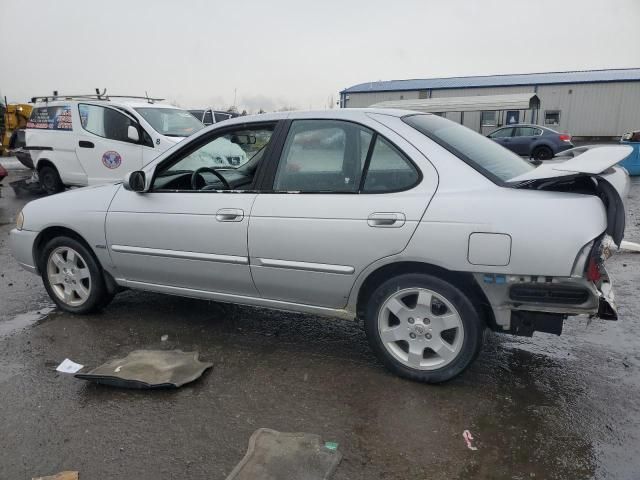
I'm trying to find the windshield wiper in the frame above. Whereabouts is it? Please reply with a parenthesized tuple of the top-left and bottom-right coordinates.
(163, 134, 185, 138)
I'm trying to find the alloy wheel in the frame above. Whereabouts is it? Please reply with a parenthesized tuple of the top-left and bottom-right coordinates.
(46, 246, 92, 306)
(377, 287, 464, 370)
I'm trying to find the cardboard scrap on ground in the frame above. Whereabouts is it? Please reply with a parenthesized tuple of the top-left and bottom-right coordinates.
(226, 428, 342, 480)
(33, 471, 78, 480)
(75, 350, 212, 389)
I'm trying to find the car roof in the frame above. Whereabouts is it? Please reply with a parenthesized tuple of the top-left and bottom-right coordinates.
(220, 108, 421, 125)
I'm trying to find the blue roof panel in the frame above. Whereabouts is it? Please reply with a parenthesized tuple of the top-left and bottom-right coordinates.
(342, 68, 640, 93)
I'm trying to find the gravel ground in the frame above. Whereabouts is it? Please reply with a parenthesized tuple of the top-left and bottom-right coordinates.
(1, 161, 639, 480)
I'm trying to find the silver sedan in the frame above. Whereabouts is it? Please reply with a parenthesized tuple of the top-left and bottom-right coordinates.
(9, 109, 631, 382)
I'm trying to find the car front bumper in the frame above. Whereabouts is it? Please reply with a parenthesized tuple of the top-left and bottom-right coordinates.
(9, 228, 39, 274)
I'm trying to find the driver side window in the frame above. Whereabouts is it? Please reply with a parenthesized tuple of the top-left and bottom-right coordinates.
(152, 124, 275, 192)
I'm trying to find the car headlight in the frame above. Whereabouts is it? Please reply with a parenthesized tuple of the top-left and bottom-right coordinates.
(16, 210, 24, 231)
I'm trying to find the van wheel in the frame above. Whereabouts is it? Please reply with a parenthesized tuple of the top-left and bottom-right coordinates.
(532, 146, 553, 161)
(364, 273, 484, 383)
(41, 236, 113, 314)
(38, 165, 64, 195)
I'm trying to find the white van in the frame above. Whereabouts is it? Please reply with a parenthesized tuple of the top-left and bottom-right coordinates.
(21, 96, 208, 194)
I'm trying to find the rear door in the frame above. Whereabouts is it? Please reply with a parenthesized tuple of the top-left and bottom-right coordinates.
(248, 117, 438, 308)
(76, 103, 144, 184)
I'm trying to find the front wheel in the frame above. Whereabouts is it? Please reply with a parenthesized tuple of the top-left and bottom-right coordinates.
(41, 236, 113, 314)
(364, 273, 484, 383)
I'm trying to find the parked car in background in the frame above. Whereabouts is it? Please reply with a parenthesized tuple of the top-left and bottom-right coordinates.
(487, 124, 573, 160)
(189, 108, 239, 126)
(10, 109, 630, 383)
(19, 95, 205, 194)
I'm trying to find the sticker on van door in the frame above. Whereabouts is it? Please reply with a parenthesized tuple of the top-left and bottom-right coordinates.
(102, 151, 122, 169)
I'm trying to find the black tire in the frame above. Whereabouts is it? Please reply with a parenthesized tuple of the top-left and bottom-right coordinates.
(38, 165, 64, 195)
(532, 145, 554, 161)
(40, 236, 113, 314)
(364, 273, 484, 383)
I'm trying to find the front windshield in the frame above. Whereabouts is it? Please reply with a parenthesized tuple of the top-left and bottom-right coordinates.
(135, 107, 204, 137)
(403, 114, 535, 182)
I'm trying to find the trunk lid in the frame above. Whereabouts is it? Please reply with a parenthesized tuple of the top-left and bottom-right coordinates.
(509, 145, 632, 182)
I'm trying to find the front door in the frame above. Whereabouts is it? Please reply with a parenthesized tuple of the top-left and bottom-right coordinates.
(249, 118, 438, 309)
(75, 103, 144, 185)
(105, 122, 277, 296)
(510, 126, 538, 156)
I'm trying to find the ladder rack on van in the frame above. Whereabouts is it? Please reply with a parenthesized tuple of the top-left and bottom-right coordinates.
(30, 89, 164, 104)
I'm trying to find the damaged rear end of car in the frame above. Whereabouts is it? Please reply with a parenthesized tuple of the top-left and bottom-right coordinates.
(481, 145, 632, 337)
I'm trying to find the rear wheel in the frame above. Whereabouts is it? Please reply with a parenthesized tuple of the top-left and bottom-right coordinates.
(41, 236, 113, 314)
(532, 145, 553, 161)
(364, 273, 484, 383)
(38, 165, 64, 195)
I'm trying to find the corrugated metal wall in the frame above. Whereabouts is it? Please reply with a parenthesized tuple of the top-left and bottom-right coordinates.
(345, 81, 640, 137)
(537, 83, 640, 136)
(344, 90, 421, 107)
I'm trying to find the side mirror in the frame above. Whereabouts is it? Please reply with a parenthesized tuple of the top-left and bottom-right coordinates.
(123, 171, 146, 192)
(127, 125, 140, 143)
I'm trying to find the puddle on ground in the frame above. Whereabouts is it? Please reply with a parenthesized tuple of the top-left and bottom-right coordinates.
(0, 306, 55, 338)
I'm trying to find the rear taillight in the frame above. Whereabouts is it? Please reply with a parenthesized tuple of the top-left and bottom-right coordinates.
(586, 256, 602, 282)
(559, 134, 572, 142)
(585, 235, 615, 282)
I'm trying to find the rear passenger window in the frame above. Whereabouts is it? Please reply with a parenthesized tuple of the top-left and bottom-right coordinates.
(214, 112, 231, 123)
(273, 119, 418, 193)
(362, 136, 419, 192)
(514, 127, 537, 136)
(27, 106, 73, 131)
(78, 104, 138, 144)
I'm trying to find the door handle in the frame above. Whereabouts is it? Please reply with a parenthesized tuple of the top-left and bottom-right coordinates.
(78, 140, 94, 148)
(216, 208, 244, 222)
(368, 212, 406, 228)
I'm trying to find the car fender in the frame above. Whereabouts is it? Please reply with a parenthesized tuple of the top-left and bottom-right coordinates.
(19, 183, 121, 273)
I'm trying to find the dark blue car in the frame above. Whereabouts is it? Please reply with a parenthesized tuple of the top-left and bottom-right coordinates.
(487, 124, 574, 160)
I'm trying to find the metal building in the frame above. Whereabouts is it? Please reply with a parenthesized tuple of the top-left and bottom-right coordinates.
(339, 68, 640, 138)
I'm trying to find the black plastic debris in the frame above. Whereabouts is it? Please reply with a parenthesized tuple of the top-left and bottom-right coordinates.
(226, 429, 342, 480)
(75, 350, 212, 389)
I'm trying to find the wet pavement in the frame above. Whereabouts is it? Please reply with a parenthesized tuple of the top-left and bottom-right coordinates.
(1, 161, 640, 479)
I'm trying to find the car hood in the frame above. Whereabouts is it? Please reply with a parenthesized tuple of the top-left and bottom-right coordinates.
(509, 145, 633, 182)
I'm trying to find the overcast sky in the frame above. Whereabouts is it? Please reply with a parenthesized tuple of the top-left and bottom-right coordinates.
(1, 0, 639, 112)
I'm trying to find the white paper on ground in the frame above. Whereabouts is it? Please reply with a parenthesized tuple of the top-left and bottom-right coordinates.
(56, 358, 84, 374)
